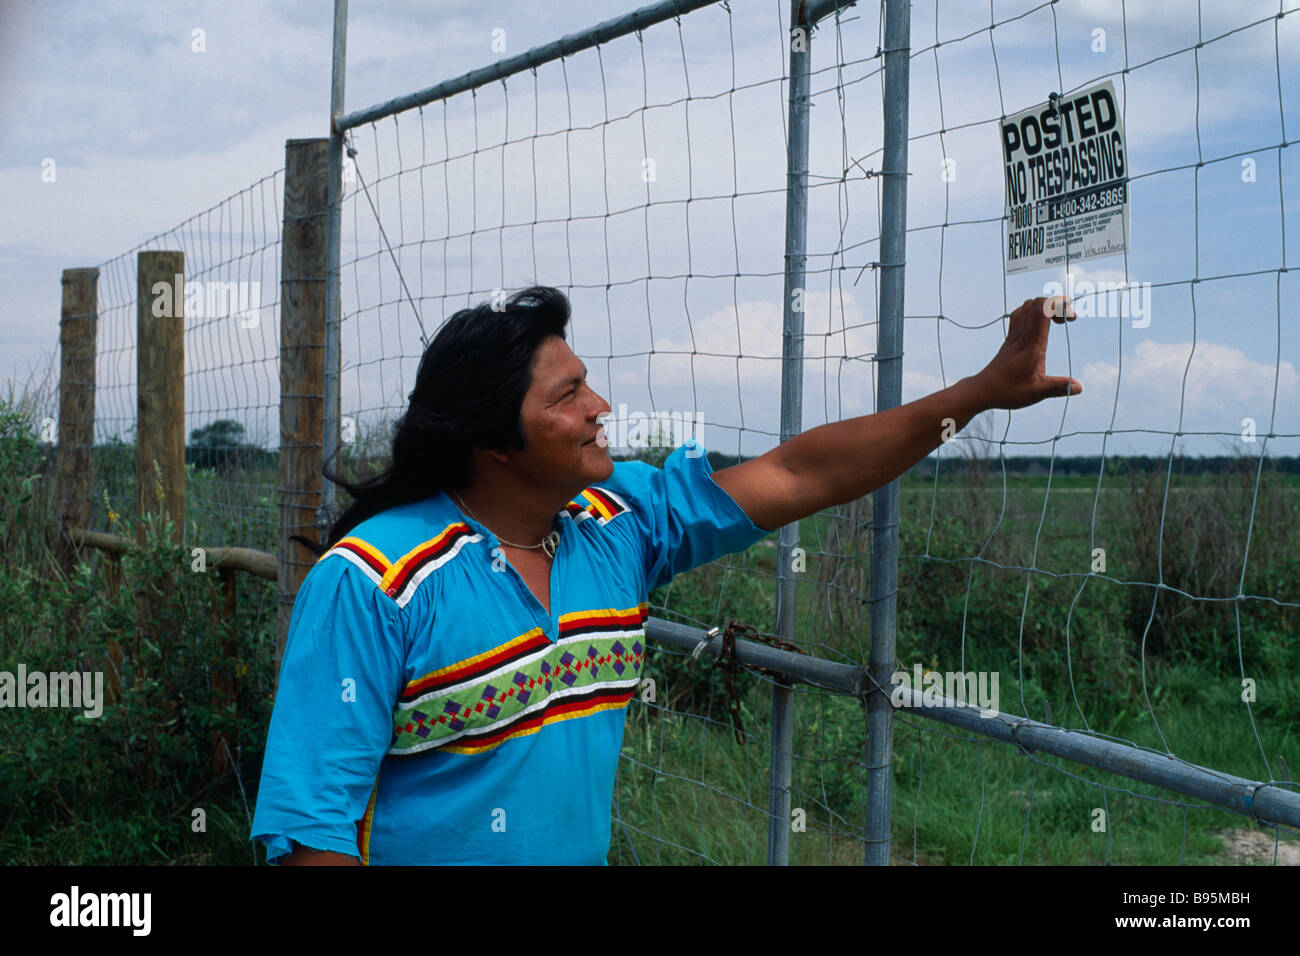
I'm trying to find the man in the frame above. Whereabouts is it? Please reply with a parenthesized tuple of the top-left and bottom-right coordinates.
(251, 286, 1078, 865)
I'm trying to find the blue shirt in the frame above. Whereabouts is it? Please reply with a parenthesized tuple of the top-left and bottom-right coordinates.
(250, 440, 770, 864)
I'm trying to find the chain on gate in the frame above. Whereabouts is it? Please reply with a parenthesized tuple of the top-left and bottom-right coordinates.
(692, 619, 806, 745)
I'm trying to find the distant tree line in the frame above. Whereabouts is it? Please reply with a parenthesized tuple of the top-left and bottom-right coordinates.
(91, 426, 1300, 481)
(906, 455, 1300, 478)
(707, 451, 1300, 478)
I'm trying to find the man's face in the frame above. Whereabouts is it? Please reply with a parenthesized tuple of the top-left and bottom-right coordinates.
(510, 335, 614, 494)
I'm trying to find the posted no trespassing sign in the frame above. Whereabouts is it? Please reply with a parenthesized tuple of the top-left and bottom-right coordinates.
(1001, 80, 1130, 275)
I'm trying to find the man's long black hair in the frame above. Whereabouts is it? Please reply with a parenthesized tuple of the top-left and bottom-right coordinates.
(316, 285, 571, 552)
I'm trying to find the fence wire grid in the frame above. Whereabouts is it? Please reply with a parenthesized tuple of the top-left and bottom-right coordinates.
(51, 0, 1300, 865)
(331, 0, 1300, 864)
(89, 172, 285, 553)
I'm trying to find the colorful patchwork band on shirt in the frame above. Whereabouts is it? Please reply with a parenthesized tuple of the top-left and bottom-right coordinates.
(390, 605, 647, 757)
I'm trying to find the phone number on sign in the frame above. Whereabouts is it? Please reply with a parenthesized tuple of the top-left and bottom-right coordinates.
(1048, 182, 1126, 219)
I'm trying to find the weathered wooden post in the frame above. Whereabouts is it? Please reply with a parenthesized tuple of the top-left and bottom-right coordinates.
(136, 250, 186, 542)
(124, 251, 185, 718)
(55, 267, 100, 572)
(278, 139, 329, 685)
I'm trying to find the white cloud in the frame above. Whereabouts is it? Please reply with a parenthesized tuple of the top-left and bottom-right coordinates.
(1082, 339, 1299, 434)
(646, 289, 873, 390)
(903, 369, 946, 403)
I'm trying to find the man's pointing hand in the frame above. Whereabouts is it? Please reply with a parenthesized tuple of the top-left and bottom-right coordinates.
(970, 295, 1082, 411)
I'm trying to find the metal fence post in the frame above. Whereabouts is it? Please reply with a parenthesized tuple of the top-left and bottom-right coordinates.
(322, 0, 347, 532)
(865, 0, 912, 866)
(768, 0, 816, 867)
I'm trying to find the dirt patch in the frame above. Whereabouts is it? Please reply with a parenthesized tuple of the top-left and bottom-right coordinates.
(1216, 828, 1300, 865)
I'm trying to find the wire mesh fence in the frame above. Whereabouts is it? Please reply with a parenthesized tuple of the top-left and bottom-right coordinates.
(329, 0, 1300, 864)
(88, 172, 285, 553)
(43, 0, 1300, 865)
(888, 0, 1300, 862)
(331, 0, 898, 863)
(39, 171, 291, 857)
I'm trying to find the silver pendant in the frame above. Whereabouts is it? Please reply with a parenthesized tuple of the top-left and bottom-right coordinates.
(542, 530, 560, 560)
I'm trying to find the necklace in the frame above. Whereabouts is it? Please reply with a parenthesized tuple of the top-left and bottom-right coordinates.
(450, 489, 561, 560)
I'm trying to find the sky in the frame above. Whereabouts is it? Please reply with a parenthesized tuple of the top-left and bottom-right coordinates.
(2, 0, 1297, 464)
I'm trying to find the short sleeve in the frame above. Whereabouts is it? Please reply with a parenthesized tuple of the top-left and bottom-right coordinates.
(600, 439, 772, 593)
(250, 555, 408, 864)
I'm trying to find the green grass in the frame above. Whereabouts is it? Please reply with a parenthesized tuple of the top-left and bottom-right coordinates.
(611, 657, 1300, 865)
(607, 462, 1300, 865)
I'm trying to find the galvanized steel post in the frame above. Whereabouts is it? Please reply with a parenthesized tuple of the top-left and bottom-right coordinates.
(865, 0, 911, 866)
(768, 0, 815, 868)
(322, 0, 347, 533)
(767, 0, 860, 869)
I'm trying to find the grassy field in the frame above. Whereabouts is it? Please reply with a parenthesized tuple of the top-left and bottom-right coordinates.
(3, 395, 1297, 864)
(612, 462, 1300, 864)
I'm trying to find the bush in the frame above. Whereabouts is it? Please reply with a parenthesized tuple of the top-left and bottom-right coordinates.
(0, 398, 277, 865)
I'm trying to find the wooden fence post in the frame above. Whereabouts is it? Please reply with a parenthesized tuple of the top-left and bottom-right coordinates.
(55, 267, 100, 572)
(136, 250, 186, 543)
(128, 251, 185, 719)
(278, 139, 329, 685)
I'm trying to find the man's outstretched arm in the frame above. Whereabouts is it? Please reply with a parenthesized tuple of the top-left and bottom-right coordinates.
(712, 296, 1080, 531)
